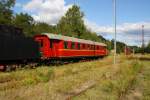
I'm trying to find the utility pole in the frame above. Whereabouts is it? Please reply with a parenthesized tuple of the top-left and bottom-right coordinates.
(113, 0, 117, 64)
(125, 45, 127, 55)
(142, 25, 145, 54)
(133, 48, 135, 55)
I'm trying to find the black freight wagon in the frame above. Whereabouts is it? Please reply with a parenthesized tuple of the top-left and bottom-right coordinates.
(0, 24, 40, 64)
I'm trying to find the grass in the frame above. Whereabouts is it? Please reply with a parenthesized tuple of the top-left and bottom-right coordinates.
(73, 60, 142, 100)
(0, 67, 54, 90)
(122, 60, 150, 100)
(0, 56, 113, 90)
(0, 54, 149, 100)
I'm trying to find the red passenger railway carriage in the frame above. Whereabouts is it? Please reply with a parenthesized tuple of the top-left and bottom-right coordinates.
(124, 46, 133, 55)
(34, 33, 108, 60)
(0, 24, 108, 71)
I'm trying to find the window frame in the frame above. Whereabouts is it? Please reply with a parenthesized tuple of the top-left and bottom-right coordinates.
(49, 39, 54, 48)
(77, 43, 80, 50)
(64, 41, 68, 49)
(96, 46, 99, 50)
(39, 39, 44, 47)
(71, 42, 75, 49)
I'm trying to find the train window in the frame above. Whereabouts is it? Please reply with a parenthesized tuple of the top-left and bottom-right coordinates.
(92, 45, 94, 50)
(84, 44, 86, 49)
(82, 44, 85, 49)
(99, 46, 102, 50)
(68, 42, 71, 49)
(87, 44, 89, 49)
(80, 44, 83, 49)
(86, 44, 88, 49)
(38, 39, 43, 47)
(77, 43, 80, 50)
(100, 46, 102, 50)
(40, 41, 43, 47)
(85, 44, 87, 49)
(71, 42, 75, 49)
(50, 39, 53, 48)
(88, 45, 91, 50)
(87, 44, 89, 50)
(97, 46, 99, 50)
(64, 41, 68, 49)
(90, 45, 92, 50)
(81, 44, 83, 49)
(74, 43, 77, 49)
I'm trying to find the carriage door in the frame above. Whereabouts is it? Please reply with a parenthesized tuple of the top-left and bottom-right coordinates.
(50, 39, 60, 57)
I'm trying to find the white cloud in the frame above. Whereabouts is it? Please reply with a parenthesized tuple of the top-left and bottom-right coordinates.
(23, 0, 72, 25)
(85, 19, 113, 34)
(85, 20, 150, 46)
(19, 0, 150, 46)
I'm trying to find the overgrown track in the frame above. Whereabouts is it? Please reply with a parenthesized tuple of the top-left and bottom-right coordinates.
(0, 58, 103, 89)
(128, 55, 150, 61)
(72, 56, 148, 100)
(119, 56, 150, 100)
(1, 57, 101, 72)
(0, 55, 149, 100)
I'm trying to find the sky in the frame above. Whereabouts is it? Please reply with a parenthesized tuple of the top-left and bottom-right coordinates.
(13, 0, 150, 46)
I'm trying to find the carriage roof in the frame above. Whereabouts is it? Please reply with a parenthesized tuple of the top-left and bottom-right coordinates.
(42, 33, 107, 47)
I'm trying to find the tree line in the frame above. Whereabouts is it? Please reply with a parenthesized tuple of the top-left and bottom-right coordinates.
(0, 0, 149, 53)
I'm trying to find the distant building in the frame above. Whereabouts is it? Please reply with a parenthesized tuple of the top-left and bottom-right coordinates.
(124, 46, 133, 55)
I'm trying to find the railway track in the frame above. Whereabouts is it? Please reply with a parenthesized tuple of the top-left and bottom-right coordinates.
(0, 57, 109, 93)
(0, 57, 101, 72)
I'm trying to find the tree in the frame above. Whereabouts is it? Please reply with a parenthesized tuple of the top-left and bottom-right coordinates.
(57, 5, 86, 38)
(145, 41, 150, 53)
(33, 22, 56, 34)
(57, 4, 104, 43)
(0, 0, 15, 24)
(110, 40, 126, 53)
(13, 13, 34, 36)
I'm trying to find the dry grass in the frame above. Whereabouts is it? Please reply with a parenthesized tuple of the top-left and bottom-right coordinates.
(0, 54, 149, 100)
(122, 60, 150, 100)
(73, 60, 142, 100)
(0, 67, 54, 91)
(0, 56, 113, 90)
